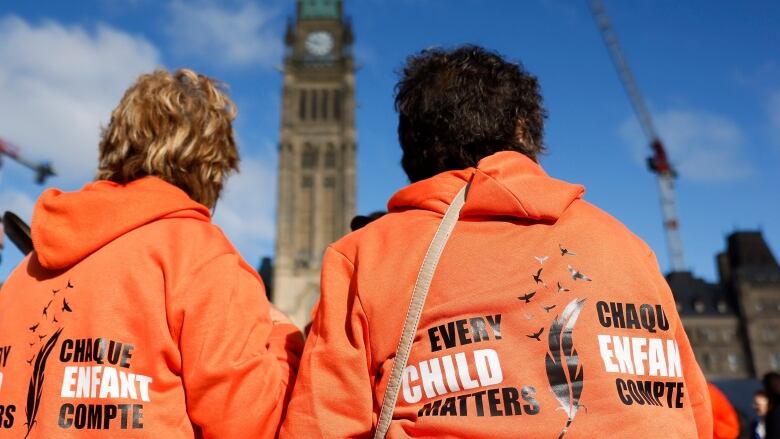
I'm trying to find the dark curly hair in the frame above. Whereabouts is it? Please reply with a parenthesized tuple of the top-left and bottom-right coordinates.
(395, 45, 547, 182)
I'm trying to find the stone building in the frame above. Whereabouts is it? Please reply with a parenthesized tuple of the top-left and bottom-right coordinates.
(669, 231, 780, 379)
(271, 0, 356, 326)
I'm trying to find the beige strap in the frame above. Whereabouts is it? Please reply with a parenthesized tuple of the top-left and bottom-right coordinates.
(374, 182, 469, 439)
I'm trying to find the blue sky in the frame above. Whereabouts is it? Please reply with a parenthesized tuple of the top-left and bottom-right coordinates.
(0, 0, 778, 282)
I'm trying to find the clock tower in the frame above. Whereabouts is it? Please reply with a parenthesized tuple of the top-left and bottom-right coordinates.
(273, 0, 356, 326)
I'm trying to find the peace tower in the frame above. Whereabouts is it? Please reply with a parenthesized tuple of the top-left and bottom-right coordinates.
(272, 0, 356, 326)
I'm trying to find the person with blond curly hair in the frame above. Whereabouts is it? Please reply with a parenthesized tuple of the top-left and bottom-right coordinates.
(0, 69, 302, 438)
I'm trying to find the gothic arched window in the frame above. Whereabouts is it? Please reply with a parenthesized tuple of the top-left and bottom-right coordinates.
(301, 144, 318, 168)
(299, 89, 307, 120)
(333, 89, 342, 120)
(322, 90, 329, 120)
(324, 144, 336, 168)
(311, 90, 318, 120)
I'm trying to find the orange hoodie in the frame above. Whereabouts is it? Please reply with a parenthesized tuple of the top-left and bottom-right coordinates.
(280, 151, 712, 438)
(0, 177, 302, 438)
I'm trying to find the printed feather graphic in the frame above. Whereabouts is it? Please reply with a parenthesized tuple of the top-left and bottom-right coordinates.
(24, 328, 62, 438)
(545, 298, 586, 439)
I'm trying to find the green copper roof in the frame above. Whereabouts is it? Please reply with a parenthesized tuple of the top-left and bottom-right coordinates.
(299, 0, 340, 19)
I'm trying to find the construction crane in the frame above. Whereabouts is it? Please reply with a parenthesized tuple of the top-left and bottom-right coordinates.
(0, 137, 55, 185)
(588, 0, 686, 273)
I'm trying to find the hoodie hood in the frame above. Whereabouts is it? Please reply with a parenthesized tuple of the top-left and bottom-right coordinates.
(388, 151, 584, 221)
(32, 176, 211, 270)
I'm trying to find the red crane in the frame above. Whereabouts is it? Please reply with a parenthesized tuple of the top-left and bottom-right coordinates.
(588, 0, 686, 272)
(0, 137, 55, 185)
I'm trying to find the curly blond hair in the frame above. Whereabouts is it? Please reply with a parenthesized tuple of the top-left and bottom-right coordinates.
(97, 68, 239, 208)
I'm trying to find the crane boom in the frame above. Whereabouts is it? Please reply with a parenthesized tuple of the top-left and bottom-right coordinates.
(0, 137, 56, 185)
(0, 137, 57, 184)
(588, 0, 686, 272)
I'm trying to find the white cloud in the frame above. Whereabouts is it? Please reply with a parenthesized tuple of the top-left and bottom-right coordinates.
(0, 189, 35, 223)
(212, 152, 278, 265)
(0, 14, 280, 270)
(619, 109, 754, 182)
(0, 15, 161, 185)
(166, 0, 282, 67)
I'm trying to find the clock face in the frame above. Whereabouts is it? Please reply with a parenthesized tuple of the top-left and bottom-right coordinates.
(305, 31, 334, 56)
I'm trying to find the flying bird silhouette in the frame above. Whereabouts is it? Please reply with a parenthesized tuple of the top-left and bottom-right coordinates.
(29, 323, 39, 332)
(62, 298, 73, 313)
(26, 356, 34, 366)
(557, 282, 571, 293)
(28, 342, 35, 347)
(53, 315, 59, 323)
(543, 304, 557, 313)
(517, 291, 536, 303)
(533, 268, 547, 288)
(527, 327, 544, 341)
(66, 280, 74, 289)
(52, 288, 60, 296)
(559, 244, 577, 257)
(568, 265, 592, 282)
(42, 300, 52, 318)
(38, 334, 46, 341)
(535, 256, 549, 265)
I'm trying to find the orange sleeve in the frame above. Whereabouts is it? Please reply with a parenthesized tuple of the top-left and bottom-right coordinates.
(280, 247, 374, 438)
(170, 253, 302, 438)
(676, 322, 714, 438)
(709, 383, 740, 439)
(645, 250, 713, 438)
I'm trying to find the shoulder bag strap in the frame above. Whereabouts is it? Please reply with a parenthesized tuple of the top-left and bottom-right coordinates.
(374, 182, 470, 439)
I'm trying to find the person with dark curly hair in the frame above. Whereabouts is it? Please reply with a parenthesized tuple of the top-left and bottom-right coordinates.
(281, 45, 712, 438)
(395, 45, 546, 182)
